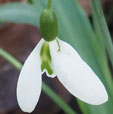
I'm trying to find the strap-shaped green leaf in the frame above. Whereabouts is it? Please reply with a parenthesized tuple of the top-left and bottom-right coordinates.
(91, 0, 113, 67)
(0, 3, 39, 26)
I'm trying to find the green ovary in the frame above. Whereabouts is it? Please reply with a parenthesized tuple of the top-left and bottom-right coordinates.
(40, 41, 54, 75)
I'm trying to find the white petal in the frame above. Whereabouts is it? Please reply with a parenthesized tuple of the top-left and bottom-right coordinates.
(42, 69, 57, 78)
(17, 39, 44, 113)
(49, 38, 108, 105)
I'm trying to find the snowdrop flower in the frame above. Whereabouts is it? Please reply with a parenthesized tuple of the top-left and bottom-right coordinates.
(16, 1, 108, 113)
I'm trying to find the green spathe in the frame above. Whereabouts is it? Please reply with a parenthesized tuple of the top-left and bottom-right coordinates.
(40, 8, 58, 41)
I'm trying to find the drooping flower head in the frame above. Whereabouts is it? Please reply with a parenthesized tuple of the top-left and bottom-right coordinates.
(17, 0, 108, 113)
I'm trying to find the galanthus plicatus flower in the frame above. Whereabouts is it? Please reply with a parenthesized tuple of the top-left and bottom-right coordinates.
(16, 1, 108, 113)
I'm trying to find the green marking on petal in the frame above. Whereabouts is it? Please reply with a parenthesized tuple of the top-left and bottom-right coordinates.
(40, 41, 54, 75)
(41, 61, 53, 75)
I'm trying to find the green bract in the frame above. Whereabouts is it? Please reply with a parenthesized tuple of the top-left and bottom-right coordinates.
(40, 8, 58, 41)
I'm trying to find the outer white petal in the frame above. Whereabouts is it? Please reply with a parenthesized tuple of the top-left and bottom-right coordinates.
(49, 38, 108, 105)
(17, 39, 44, 113)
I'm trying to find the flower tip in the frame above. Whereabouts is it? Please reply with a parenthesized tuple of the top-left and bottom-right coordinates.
(90, 91, 108, 105)
(19, 104, 35, 113)
(99, 93, 108, 105)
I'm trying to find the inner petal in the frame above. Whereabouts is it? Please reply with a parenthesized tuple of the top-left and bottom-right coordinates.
(40, 40, 56, 78)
